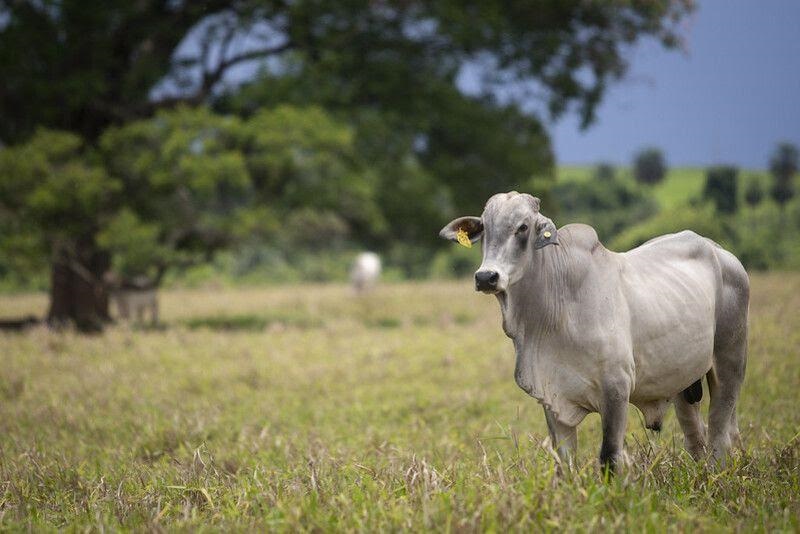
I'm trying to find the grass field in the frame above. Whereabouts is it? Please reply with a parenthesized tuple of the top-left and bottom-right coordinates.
(1, 275, 799, 531)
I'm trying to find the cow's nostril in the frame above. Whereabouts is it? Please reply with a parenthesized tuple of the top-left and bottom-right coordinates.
(475, 270, 500, 291)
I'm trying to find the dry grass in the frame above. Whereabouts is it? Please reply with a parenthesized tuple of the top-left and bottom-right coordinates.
(0, 275, 798, 531)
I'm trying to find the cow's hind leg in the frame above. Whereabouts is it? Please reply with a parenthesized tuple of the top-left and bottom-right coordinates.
(707, 259, 748, 465)
(707, 359, 745, 464)
(673, 392, 706, 460)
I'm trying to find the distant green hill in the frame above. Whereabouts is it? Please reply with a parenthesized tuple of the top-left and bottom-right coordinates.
(556, 165, 772, 209)
(549, 165, 800, 270)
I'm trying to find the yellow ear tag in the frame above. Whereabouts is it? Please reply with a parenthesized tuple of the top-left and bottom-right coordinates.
(543, 231, 552, 238)
(456, 228, 472, 248)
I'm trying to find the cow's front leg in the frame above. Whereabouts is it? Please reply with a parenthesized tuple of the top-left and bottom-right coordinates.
(599, 382, 629, 475)
(543, 407, 577, 469)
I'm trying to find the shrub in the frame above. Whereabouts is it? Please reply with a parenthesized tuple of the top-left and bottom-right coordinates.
(703, 166, 739, 214)
(594, 162, 616, 181)
(769, 142, 798, 208)
(633, 148, 667, 185)
(735, 200, 800, 270)
(744, 177, 764, 208)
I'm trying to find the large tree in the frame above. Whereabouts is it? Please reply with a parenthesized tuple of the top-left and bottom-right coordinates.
(0, 130, 118, 330)
(0, 0, 694, 329)
(0, 106, 376, 330)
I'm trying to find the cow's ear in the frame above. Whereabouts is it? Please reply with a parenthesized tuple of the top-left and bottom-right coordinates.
(439, 216, 484, 244)
(533, 216, 558, 249)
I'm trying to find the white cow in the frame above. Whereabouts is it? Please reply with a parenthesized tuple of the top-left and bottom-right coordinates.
(440, 192, 748, 473)
(350, 252, 381, 293)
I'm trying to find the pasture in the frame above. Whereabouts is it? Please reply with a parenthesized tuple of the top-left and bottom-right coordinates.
(1, 274, 798, 531)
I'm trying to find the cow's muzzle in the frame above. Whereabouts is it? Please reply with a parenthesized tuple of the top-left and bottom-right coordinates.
(475, 270, 500, 293)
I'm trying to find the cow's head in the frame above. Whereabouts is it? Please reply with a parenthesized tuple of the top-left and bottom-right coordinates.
(439, 192, 558, 294)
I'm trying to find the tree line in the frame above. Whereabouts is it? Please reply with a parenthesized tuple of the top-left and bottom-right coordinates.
(554, 144, 800, 274)
(630, 144, 797, 211)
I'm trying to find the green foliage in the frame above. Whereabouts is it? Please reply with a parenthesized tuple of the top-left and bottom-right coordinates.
(242, 105, 386, 239)
(165, 243, 390, 287)
(281, 209, 350, 250)
(228, 81, 555, 228)
(609, 204, 730, 252)
(329, 110, 449, 254)
(421, 90, 555, 217)
(429, 245, 483, 279)
(556, 165, 799, 271)
(744, 176, 764, 207)
(0, 128, 117, 261)
(552, 175, 658, 242)
(0, 129, 115, 225)
(0, 0, 232, 141)
(633, 147, 667, 185)
(98, 107, 255, 276)
(769, 142, 798, 207)
(703, 165, 739, 214)
(736, 199, 800, 270)
(96, 105, 389, 278)
(735, 203, 786, 270)
(0, 105, 395, 287)
(593, 162, 616, 181)
(96, 209, 171, 279)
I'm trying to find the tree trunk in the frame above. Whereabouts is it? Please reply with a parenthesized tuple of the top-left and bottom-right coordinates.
(47, 241, 111, 333)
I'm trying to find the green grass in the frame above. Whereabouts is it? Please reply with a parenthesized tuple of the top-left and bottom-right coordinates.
(1, 277, 799, 531)
(650, 167, 706, 209)
(556, 165, 598, 184)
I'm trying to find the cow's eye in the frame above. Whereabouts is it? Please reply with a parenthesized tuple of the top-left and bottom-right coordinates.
(517, 224, 528, 234)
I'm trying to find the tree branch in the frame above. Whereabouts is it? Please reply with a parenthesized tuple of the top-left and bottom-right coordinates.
(150, 40, 293, 110)
(200, 40, 293, 94)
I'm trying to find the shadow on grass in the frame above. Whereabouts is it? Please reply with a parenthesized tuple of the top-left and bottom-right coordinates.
(127, 322, 169, 332)
(365, 312, 475, 329)
(0, 315, 40, 332)
(180, 312, 322, 331)
(364, 316, 402, 328)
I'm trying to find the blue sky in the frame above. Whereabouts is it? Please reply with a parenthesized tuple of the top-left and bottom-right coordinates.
(548, 0, 800, 169)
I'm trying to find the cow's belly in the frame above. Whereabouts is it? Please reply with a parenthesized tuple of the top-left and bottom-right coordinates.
(631, 323, 714, 401)
(624, 258, 718, 402)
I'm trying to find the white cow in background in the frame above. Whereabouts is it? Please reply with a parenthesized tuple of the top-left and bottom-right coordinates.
(106, 273, 159, 325)
(350, 252, 381, 293)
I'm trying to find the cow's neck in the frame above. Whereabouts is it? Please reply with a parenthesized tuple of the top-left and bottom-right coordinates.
(496, 244, 569, 342)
